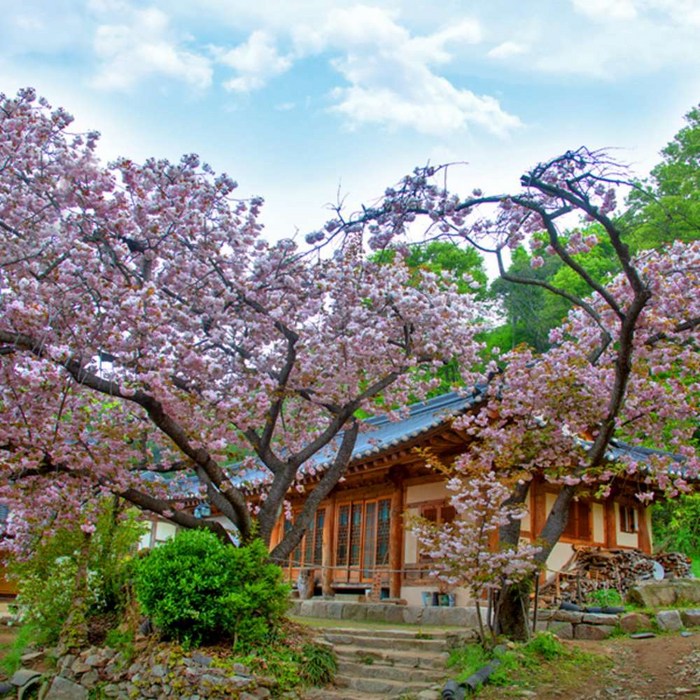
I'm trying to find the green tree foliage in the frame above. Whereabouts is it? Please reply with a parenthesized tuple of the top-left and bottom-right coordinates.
(134, 530, 290, 649)
(490, 247, 562, 352)
(652, 492, 700, 557)
(405, 241, 489, 296)
(626, 104, 700, 250)
(10, 500, 145, 645)
(373, 241, 489, 391)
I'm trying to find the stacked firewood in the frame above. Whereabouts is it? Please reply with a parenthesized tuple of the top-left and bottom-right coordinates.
(544, 546, 692, 604)
(654, 551, 693, 578)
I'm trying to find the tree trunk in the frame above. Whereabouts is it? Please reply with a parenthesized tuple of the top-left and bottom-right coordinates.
(494, 481, 576, 640)
(494, 579, 532, 640)
(58, 530, 92, 653)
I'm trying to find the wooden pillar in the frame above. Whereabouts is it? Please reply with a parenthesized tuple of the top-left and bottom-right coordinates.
(322, 497, 336, 596)
(604, 500, 617, 549)
(638, 507, 652, 554)
(531, 478, 546, 538)
(389, 482, 404, 598)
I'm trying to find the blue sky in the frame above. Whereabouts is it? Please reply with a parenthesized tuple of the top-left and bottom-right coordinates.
(2, 0, 699, 241)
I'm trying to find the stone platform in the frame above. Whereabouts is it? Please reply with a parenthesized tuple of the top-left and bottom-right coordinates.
(290, 598, 481, 627)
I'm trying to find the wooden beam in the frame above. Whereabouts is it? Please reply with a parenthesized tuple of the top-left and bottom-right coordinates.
(604, 499, 617, 549)
(638, 506, 652, 554)
(322, 495, 336, 596)
(389, 479, 404, 598)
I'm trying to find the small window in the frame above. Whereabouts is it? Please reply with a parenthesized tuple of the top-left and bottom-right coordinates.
(419, 501, 456, 561)
(620, 505, 638, 533)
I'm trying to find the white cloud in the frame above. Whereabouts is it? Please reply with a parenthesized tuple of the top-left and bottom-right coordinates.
(487, 41, 528, 60)
(219, 31, 292, 92)
(331, 81, 520, 136)
(572, 0, 638, 21)
(290, 5, 517, 135)
(92, 7, 212, 90)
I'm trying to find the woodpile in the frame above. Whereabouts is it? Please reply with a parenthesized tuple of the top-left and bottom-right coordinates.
(654, 551, 693, 578)
(544, 546, 692, 604)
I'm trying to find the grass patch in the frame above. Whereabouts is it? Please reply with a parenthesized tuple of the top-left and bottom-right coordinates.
(448, 632, 611, 696)
(0, 625, 36, 677)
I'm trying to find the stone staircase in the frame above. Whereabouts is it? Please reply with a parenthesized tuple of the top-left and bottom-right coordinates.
(306, 626, 470, 699)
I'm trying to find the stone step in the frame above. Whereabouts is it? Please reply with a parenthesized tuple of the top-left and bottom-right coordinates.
(334, 644, 449, 670)
(304, 688, 380, 700)
(337, 658, 443, 683)
(316, 625, 457, 640)
(335, 673, 441, 696)
(320, 630, 451, 653)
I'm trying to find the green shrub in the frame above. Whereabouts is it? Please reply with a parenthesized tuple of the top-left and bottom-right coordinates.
(586, 588, 623, 608)
(10, 501, 145, 646)
(134, 530, 290, 649)
(0, 624, 37, 676)
(652, 493, 700, 555)
(298, 642, 337, 686)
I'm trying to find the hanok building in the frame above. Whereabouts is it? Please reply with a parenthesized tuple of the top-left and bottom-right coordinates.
(139, 391, 660, 607)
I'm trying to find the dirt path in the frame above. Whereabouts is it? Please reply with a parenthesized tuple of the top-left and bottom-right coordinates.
(480, 633, 700, 699)
(583, 634, 700, 700)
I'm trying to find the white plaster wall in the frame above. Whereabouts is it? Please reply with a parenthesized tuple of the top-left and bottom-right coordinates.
(592, 503, 605, 543)
(543, 541, 575, 582)
(154, 520, 177, 543)
(404, 506, 419, 565)
(405, 481, 450, 506)
(520, 501, 532, 531)
(545, 492, 556, 515)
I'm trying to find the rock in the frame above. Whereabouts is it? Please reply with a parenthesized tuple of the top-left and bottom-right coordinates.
(150, 664, 167, 678)
(191, 652, 212, 667)
(71, 658, 92, 674)
(58, 654, 76, 673)
(627, 579, 700, 608)
(45, 676, 89, 700)
(548, 621, 574, 639)
(552, 610, 584, 624)
(656, 609, 683, 632)
(80, 670, 100, 689)
(20, 651, 44, 663)
(575, 624, 616, 640)
(0, 681, 13, 695)
(84, 654, 104, 667)
(681, 609, 700, 627)
(619, 612, 653, 633)
(10, 669, 42, 688)
(582, 613, 621, 625)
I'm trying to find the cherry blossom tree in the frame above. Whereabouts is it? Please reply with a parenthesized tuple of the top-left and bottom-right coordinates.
(408, 457, 540, 642)
(320, 149, 700, 638)
(0, 89, 486, 559)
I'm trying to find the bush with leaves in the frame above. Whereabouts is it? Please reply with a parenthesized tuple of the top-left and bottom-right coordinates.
(652, 493, 700, 557)
(10, 500, 146, 646)
(134, 530, 290, 649)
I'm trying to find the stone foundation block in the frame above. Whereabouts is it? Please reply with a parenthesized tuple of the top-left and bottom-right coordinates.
(548, 621, 574, 639)
(574, 624, 616, 640)
(656, 609, 683, 632)
(681, 609, 700, 627)
(619, 612, 652, 633)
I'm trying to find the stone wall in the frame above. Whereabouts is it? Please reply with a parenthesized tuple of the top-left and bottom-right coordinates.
(290, 599, 480, 631)
(45, 644, 273, 700)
